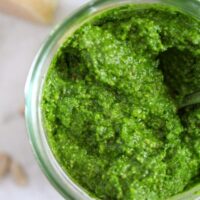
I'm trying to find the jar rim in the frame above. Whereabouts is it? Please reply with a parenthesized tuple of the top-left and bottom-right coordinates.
(25, 0, 200, 200)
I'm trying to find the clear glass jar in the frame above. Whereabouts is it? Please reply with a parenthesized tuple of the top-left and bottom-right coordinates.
(25, 0, 200, 199)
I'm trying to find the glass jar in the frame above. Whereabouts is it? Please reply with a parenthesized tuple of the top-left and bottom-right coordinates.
(25, 0, 200, 199)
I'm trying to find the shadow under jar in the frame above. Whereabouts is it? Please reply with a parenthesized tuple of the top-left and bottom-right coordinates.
(25, 0, 200, 200)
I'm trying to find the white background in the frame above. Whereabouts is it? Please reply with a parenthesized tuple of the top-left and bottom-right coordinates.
(0, 0, 88, 199)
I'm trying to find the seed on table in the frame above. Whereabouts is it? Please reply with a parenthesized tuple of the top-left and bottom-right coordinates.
(19, 106, 25, 117)
(0, 153, 10, 178)
(10, 161, 28, 186)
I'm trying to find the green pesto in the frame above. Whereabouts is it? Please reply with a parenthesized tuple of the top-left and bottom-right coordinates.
(42, 4, 200, 200)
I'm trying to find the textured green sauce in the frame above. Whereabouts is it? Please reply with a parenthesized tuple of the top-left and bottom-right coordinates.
(42, 4, 200, 200)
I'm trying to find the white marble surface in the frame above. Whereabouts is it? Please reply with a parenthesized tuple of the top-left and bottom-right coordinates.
(0, 0, 88, 199)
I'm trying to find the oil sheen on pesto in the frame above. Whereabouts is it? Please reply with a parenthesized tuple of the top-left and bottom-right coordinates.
(42, 4, 200, 200)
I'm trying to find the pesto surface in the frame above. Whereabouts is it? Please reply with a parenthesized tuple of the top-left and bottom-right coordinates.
(42, 4, 200, 200)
